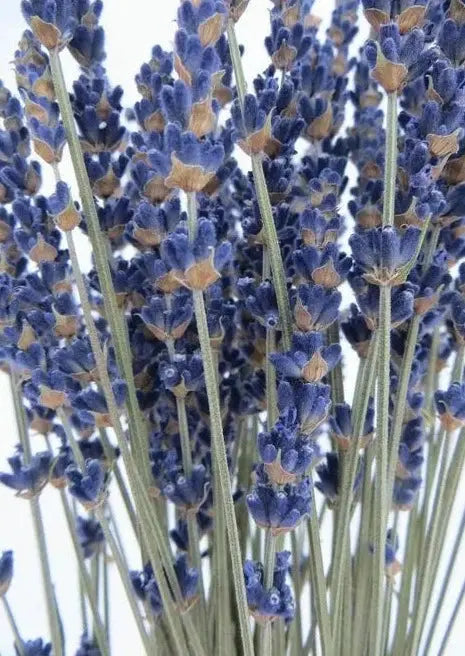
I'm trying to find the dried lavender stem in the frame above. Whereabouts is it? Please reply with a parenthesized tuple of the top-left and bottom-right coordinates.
(187, 192, 254, 655)
(371, 87, 398, 656)
(260, 530, 277, 656)
(226, 19, 293, 350)
(48, 48, 151, 489)
(9, 375, 63, 656)
(59, 491, 111, 656)
(424, 505, 465, 653)
(408, 348, 465, 654)
(331, 333, 378, 634)
(307, 477, 332, 656)
(437, 578, 465, 656)
(1, 596, 25, 656)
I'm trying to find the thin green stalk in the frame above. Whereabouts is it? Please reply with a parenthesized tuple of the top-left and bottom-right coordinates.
(371, 285, 391, 656)
(260, 531, 277, 656)
(99, 428, 138, 539)
(192, 287, 254, 656)
(102, 550, 110, 645)
(391, 507, 419, 656)
(91, 551, 100, 645)
(382, 92, 398, 228)
(371, 89, 397, 656)
(266, 328, 278, 429)
(60, 491, 110, 656)
(175, 395, 208, 644)
(226, 19, 292, 350)
(290, 531, 303, 653)
(437, 578, 465, 656)
(9, 375, 63, 656)
(331, 334, 378, 633)
(251, 154, 292, 350)
(408, 347, 465, 653)
(327, 321, 344, 405)
(1, 597, 25, 656)
(95, 508, 153, 654)
(424, 505, 465, 653)
(307, 479, 332, 656)
(351, 444, 375, 655)
(187, 190, 254, 655)
(48, 48, 150, 487)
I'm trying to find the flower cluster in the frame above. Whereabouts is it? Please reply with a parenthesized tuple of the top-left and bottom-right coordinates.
(1, 0, 465, 654)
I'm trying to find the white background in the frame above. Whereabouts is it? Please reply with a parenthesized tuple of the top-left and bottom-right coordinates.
(0, 1, 463, 654)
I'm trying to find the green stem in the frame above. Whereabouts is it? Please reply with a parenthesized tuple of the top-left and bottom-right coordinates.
(96, 508, 153, 653)
(192, 287, 254, 655)
(351, 444, 375, 655)
(327, 321, 344, 405)
(371, 285, 391, 656)
(307, 479, 332, 656)
(102, 549, 110, 645)
(49, 48, 150, 487)
(266, 328, 278, 429)
(331, 334, 378, 633)
(260, 531, 277, 656)
(1, 597, 25, 656)
(9, 375, 63, 656)
(424, 506, 465, 654)
(187, 190, 254, 655)
(60, 492, 111, 656)
(382, 92, 398, 228)
(226, 18, 292, 350)
(407, 393, 463, 652)
(437, 578, 465, 656)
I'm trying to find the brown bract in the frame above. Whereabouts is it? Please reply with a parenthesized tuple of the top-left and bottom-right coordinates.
(143, 110, 165, 133)
(165, 154, 216, 192)
(53, 203, 80, 231)
(93, 171, 121, 199)
(265, 460, 298, 486)
(39, 386, 67, 410)
(442, 154, 465, 184)
(29, 235, 58, 263)
(54, 313, 79, 338)
(33, 137, 64, 165)
(238, 112, 274, 155)
(189, 97, 217, 137)
(301, 351, 329, 382)
(198, 13, 226, 47)
(183, 256, 220, 290)
(363, 6, 426, 34)
(426, 129, 461, 158)
(371, 45, 408, 94)
(30, 16, 62, 50)
(272, 42, 297, 71)
(356, 205, 383, 229)
(311, 260, 342, 288)
(305, 103, 333, 141)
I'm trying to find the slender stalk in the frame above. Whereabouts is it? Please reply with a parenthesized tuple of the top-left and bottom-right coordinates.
(407, 348, 465, 655)
(48, 48, 150, 487)
(266, 328, 278, 429)
(226, 19, 292, 350)
(437, 578, 465, 656)
(9, 375, 63, 656)
(260, 531, 277, 656)
(175, 396, 208, 643)
(95, 508, 153, 654)
(102, 550, 110, 644)
(187, 192, 254, 655)
(424, 506, 465, 653)
(1, 597, 25, 656)
(307, 479, 332, 656)
(327, 321, 344, 405)
(290, 531, 303, 653)
(60, 491, 111, 656)
(371, 92, 397, 656)
(331, 334, 378, 633)
(382, 92, 398, 228)
(371, 284, 391, 656)
(351, 444, 375, 655)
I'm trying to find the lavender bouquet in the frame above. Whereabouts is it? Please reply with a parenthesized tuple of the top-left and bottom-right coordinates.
(1, 0, 465, 654)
